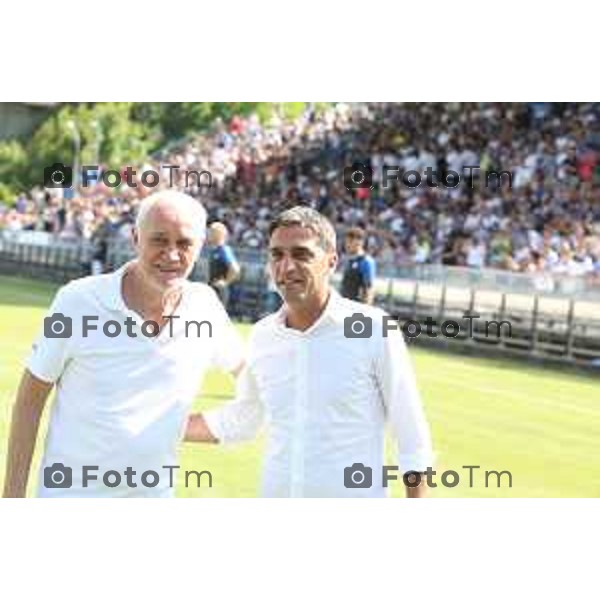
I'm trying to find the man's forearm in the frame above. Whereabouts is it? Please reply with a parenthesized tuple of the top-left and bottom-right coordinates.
(224, 264, 240, 285)
(3, 398, 45, 497)
(3, 371, 53, 498)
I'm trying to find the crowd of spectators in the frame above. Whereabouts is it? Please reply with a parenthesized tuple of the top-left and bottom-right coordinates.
(1, 102, 600, 279)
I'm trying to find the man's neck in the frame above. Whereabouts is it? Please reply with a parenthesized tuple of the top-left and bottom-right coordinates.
(123, 263, 183, 323)
(285, 290, 331, 332)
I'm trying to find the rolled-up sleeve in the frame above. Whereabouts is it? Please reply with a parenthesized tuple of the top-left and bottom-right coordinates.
(26, 285, 75, 384)
(375, 328, 435, 474)
(203, 365, 265, 445)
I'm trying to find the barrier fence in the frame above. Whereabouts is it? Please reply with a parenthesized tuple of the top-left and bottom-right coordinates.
(1, 231, 599, 367)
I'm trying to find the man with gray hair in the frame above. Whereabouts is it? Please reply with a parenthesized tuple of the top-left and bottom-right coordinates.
(3, 190, 244, 497)
(186, 206, 434, 497)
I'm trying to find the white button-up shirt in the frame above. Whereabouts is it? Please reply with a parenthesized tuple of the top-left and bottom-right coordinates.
(28, 263, 244, 497)
(204, 290, 434, 497)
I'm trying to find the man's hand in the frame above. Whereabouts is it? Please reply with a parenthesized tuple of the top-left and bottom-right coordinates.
(3, 370, 53, 498)
(360, 286, 375, 305)
(405, 472, 428, 498)
(184, 413, 218, 443)
(183, 364, 243, 443)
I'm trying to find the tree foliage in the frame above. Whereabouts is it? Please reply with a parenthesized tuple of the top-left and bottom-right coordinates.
(0, 102, 328, 202)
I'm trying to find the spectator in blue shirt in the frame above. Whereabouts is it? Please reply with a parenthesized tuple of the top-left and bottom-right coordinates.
(207, 222, 240, 309)
(340, 227, 376, 304)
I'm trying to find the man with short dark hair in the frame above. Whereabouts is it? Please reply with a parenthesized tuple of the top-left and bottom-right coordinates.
(186, 206, 433, 498)
(340, 227, 376, 304)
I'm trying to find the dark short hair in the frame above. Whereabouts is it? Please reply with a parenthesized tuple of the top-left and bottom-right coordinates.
(345, 226, 366, 241)
(268, 206, 337, 252)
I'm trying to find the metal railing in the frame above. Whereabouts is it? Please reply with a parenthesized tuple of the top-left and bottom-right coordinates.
(381, 263, 600, 301)
(376, 278, 600, 366)
(0, 231, 94, 282)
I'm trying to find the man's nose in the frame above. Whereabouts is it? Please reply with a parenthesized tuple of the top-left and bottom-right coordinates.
(277, 254, 297, 275)
(164, 247, 180, 262)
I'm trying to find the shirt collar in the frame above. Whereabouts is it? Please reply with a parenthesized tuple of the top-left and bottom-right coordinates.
(102, 261, 131, 312)
(275, 287, 345, 335)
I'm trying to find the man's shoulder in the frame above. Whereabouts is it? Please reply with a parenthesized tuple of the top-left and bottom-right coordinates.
(334, 294, 386, 319)
(185, 281, 235, 319)
(185, 281, 222, 303)
(334, 296, 393, 339)
(251, 311, 280, 334)
(222, 244, 237, 262)
(346, 254, 375, 267)
(55, 272, 116, 305)
(334, 297, 404, 355)
(359, 254, 376, 270)
(244, 311, 282, 348)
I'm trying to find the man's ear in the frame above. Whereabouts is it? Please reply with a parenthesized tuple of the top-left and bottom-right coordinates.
(328, 252, 338, 273)
(131, 227, 139, 249)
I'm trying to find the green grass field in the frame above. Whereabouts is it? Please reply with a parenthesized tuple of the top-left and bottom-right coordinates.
(1, 274, 599, 498)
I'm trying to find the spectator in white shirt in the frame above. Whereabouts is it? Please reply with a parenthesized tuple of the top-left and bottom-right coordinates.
(186, 206, 434, 497)
(2, 191, 244, 498)
(466, 238, 487, 268)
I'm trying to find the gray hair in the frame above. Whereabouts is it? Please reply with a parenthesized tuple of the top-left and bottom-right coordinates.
(135, 190, 207, 238)
(268, 206, 337, 252)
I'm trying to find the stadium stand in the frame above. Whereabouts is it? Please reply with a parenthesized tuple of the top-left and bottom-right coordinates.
(2, 102, 600, 277)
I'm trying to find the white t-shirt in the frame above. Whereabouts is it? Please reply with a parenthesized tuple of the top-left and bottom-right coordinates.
(467, 242, 486, 268)
(28, 264, 244, 497)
